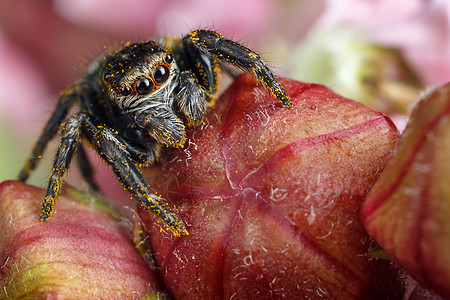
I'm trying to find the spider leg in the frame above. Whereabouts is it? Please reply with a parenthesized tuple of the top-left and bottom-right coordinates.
(118, 139, 163, 167)
(175, 70, 208, 126)
(75, 135, 161, 192)
(76, 144, 100, 192)
(184, 30, 292, 107)
(181, 36, 220, 99)
(41, 112, 187, 236)
(18, 83, 81, 182)
(219, 63, 242, 79)
(80, 117, 188, 236)
(41, 113, 84, 221)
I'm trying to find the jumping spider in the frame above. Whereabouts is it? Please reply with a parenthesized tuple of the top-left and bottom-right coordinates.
(18, 30, 291, 236)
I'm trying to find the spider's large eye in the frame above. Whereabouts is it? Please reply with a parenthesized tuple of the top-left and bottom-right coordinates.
(121, 85, 131, 96)
(136, 77, 153, 95)
(164, 53, 173, 63)
(154, 65, 169, 84)
(104, 73, 112, 81)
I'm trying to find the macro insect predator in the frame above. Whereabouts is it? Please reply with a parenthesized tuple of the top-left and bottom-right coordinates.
(18, 30, 292, 236)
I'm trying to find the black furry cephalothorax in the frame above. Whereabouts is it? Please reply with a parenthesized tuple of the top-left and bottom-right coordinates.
(18, 30, 291, 236)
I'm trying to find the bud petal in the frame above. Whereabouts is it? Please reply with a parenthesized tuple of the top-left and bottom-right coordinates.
(142, 74, 403, 299)
(362, 83, 450, 299)
(0, 181, 166, 299)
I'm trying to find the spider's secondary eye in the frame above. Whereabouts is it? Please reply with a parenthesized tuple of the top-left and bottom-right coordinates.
(121, 85, 131, 96)
(104, 73, 112, 81)
(164, 53, 173, 63)
(136, 77, 153, 95)
(154, 65, 169, 84)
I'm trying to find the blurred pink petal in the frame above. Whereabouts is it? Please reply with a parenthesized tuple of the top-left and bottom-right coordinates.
(157, 0, 275, 39)
(389, 113, 409, 133)
(53, 0, 163, 35)
(54, 0, 276, 40)
(319, 0, 425, 29)
(0, 34, 51, 135)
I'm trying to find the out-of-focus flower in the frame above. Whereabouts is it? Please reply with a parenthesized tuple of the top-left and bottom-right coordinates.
(361, 83, 450, 299)
(284, 0, 450, 122)
(318, 0, 450, 86)
(289, 26, 422, 115)
(140, 74, 403, 299)
(0, 181, 167, 299)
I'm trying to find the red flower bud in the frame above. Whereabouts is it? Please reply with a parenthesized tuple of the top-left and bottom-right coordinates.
(362, 83, 450, 299)
(0, 181, 167, 299)
(141, 74, 404, 299)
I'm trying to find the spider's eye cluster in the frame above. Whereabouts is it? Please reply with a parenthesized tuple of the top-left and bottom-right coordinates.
(121, 85, 131, 96)
(105, 51, 174, 98)
(154, 65, 169, 84)
(136, 77, 153, 95)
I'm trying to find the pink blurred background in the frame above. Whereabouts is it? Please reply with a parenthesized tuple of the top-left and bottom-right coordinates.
(0, 1, 448, 299)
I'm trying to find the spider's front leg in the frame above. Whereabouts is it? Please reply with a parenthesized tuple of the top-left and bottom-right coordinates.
(81, 118, 189, 236)
(76, 144, 100, 192)
(184, 30, 292, 107)
(41, 112, 187, 236)
(41, 113, 84, 220)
